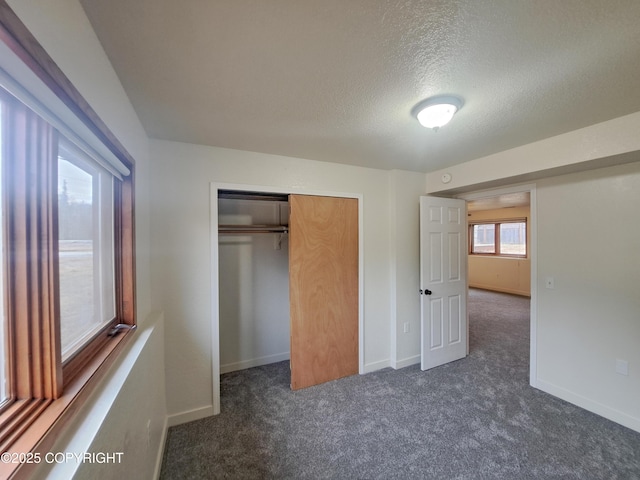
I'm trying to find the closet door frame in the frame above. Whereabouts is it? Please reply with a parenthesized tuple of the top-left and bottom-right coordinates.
(210, 182, 364, 415)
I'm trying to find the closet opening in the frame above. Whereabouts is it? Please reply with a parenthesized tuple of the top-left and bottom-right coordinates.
(212, 184, 362, 413)
(217, 189, 291, 375)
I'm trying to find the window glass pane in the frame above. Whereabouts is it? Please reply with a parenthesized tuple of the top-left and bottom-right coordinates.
(58, 141, 115, 360)
(500, 222, 526, 255)
(472, 224, 495, 253)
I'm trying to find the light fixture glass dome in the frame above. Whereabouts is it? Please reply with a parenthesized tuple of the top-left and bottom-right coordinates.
(413, 96, 463, 129)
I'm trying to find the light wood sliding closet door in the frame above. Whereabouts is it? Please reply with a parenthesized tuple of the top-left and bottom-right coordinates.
(289, 195, 358, 390)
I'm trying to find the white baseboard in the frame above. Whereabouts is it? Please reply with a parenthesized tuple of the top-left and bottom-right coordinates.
(392, 354, 420, 370)
(167, 405, 215, 427)
(536, 379, 640, 434)
(220, 352, 290, 374)
(363, 358, 390, 373)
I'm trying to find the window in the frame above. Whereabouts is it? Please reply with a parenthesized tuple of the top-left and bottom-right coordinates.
(58, 139, 116, 361)
(471, 223, 496, 254)
(499, 222, 527, 256)
(0, 4, 136, 476)
(470, 220, 527, 257)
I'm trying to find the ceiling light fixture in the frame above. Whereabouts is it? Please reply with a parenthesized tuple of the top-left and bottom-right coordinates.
(412, 95, 463, 130)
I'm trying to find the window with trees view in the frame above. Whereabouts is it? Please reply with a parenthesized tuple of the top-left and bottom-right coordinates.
(470, 221, 527, 257)
(58, 139, 116, 360)
(0, 4, 136, 475)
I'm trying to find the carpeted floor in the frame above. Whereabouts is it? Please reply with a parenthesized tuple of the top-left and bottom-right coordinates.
(160, 289, 640, 479)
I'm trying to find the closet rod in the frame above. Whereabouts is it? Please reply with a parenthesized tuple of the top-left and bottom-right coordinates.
(218, 190, 288, 202)
(218, 224, 288, 235)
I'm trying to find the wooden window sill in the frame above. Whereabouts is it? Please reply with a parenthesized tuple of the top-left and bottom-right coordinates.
(0, 329, 136, 480)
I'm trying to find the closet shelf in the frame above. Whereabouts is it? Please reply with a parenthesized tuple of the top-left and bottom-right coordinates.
(218, 224, 288, 235)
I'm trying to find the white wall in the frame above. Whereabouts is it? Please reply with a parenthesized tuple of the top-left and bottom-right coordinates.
(424, 113, 640, 432)
(218, 198, 290, 372)
(150, 140, 397, 421)
(33, 314, 166, 480)
(8, 1, 167, 477)
(536, 162, 640, 431)
(426, 111, 640, 195)
(389, 170, 426, 368)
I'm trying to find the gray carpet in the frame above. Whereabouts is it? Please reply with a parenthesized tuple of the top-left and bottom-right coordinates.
(160, 289, 640, 479)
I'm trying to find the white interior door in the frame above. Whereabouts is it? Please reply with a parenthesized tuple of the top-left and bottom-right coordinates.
(420, 196, 468, 370)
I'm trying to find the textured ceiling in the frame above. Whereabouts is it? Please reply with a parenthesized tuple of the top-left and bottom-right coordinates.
(80, 0, 640, 173)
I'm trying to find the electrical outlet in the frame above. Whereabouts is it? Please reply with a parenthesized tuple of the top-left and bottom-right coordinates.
(403, 322, 410, 333)
(545, 277, 555, 289)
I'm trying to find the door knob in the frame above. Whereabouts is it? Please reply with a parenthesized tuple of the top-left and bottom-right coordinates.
(420, 289, 432, 295)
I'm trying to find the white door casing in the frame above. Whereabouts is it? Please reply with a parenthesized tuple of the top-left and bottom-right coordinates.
(420, 196, 468, 370)
(456, 184, 537, 387)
